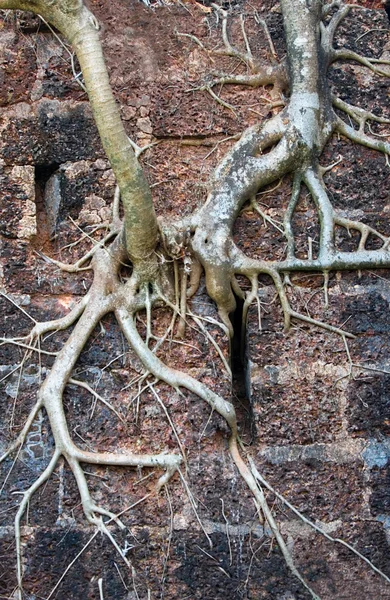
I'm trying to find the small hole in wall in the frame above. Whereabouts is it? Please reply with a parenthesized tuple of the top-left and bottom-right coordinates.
(33, 163, 60, 252)
(35, 163, 59, 187)
(204, 238, 208, 244)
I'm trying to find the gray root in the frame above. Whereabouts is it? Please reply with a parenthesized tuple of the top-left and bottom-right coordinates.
(1, 0, 390, 598)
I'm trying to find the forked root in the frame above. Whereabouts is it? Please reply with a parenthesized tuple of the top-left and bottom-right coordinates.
(1, 1, 390, 598)
(178, 3, 287, 103)
(1, 240, 183, 598)
(14, 451, 61, 600)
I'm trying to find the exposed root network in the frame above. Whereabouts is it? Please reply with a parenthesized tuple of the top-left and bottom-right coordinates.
(0, 0, 390, 598)
(1, 223, 314, 598)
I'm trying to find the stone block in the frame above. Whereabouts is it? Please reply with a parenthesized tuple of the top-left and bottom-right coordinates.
(0, 99, 102, 166)
(0, 164, 36, 239)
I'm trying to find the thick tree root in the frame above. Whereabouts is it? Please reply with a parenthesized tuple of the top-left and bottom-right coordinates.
(0, 242, 183, 598)
(2, 222, 390, 598)
(1, 1, 390, 598)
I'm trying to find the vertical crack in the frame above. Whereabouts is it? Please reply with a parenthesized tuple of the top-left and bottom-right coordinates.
(230, 293, 256, 441)
(34, 163, 60, 249)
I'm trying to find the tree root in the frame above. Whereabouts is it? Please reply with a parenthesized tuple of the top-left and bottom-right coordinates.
(2, 1, 390, 598)
(0, 243, 183, 598)
(333, 95, 390, 135)
(336, 116, 390, 157)
(1, 232, 328, 594)
(41, 234, 122, 273)
(0, 398, 43, 463)
(178, 4, 287, 103)
(332, 47, 390, 77)
(249, 459, 390, 586)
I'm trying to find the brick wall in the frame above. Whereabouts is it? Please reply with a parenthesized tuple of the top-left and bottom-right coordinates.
(0, 2, 389, 599)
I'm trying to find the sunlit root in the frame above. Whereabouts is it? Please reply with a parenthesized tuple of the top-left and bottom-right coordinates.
(37, 225, 122, 273)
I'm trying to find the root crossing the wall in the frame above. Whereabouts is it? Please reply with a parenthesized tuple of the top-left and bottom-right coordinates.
(0, 0, 390, 598)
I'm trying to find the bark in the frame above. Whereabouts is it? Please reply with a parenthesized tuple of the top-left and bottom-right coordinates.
(187, 0, 389, 330)
(0, 0, 158, 276)
(1, 1, 390, 598)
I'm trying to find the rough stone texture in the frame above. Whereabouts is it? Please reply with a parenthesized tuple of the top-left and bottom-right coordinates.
(0, 99, 101, 166)
(0, 163, 36, 239)
(0, 2, 389, 600)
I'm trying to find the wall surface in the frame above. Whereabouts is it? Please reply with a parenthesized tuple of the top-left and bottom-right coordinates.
(0, 1, 390, 599)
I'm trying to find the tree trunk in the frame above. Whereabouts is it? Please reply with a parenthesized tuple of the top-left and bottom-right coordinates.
(0, 0, 158, 276)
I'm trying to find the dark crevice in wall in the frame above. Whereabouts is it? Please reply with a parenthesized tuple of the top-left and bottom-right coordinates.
(33, 163, 60, 251)
(230, 293, 256, 442)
